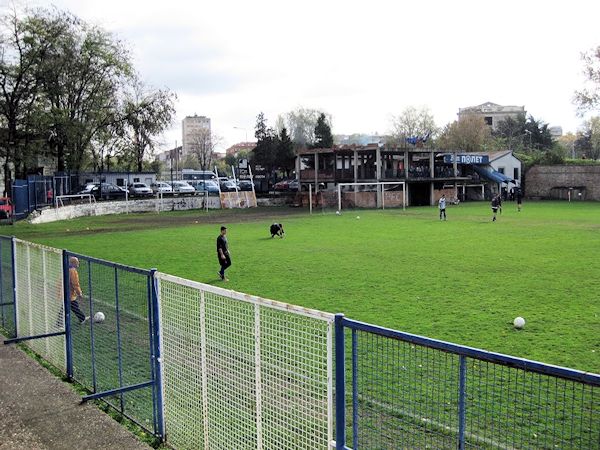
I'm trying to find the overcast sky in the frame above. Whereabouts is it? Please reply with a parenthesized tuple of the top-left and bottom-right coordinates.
(16, 0, 600, 151)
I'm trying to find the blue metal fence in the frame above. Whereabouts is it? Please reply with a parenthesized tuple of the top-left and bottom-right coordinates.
(335, 315, 600, 450)
(64, 251, 162, 438)
(0, 236, 16, 338)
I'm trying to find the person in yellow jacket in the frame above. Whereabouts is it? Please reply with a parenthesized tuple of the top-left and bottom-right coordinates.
(69, 256, 89, 323)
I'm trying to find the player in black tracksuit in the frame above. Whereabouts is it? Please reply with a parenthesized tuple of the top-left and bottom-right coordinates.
(491, 195, 501, 221)
(217, 226, 231, 281)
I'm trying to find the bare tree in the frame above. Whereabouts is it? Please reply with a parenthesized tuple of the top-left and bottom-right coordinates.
(389, 106, 438, 145)
(277, 107, 331, 148)
(188, 128, 222, 171)
(574, 46, 600, 115)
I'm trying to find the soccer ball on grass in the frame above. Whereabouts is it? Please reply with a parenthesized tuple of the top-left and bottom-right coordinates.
(513, 316, 525, 329)
(93, 311, 105, 323)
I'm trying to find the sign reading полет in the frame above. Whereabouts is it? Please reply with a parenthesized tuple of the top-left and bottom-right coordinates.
(443, 154, 489, 164)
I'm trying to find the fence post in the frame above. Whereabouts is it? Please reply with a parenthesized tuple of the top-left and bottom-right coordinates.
(352, 329, 358, 450)
(150, 269, 164, 439)
(335, 313, 346, 450)
(11, 237, 18, 338)
(458, 355, 467, 450)
(62, 250, 73, 380)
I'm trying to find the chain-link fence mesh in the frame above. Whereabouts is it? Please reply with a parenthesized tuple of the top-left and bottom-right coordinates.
(14, 239, 65, 370)
(157, 273, 333, 450)
(67, 252, 157, 434)
(0, 236, 15, 337)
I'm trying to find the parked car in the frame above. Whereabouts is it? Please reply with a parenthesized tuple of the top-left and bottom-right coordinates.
(0, 197, 13, 219)
(151, 182, 173, 194)
(128, 182, 153, 197)
(77, 183, 99, 195)
(220, 180, 238, 192)
(89, 183, 127, 200)
(273, 179, 291, 191)
(288, 179, 300, 191)
(191, 180, 220, 194)
(170, 180, 196, 195)
(237, 180, 255, 191)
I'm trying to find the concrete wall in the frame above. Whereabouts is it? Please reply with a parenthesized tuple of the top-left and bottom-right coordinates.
(29, 196, 222, 224)
(525, 165, 600, 201)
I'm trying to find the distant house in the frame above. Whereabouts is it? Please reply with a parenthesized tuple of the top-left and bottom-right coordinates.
(225, 142, 256, 157)
(458, 102, 525, 130)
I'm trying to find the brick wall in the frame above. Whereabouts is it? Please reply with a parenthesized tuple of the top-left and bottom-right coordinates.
(525, 165, 600, 201)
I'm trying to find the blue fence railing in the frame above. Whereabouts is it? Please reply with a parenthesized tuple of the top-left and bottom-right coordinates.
(335, 315, 600, 450)
(64, 251, 162, 438)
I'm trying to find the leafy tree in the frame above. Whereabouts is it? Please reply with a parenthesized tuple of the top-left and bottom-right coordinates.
(0, 9, 66, 190)
(252, 112, 278, 173)
(181, 153, 200, 170)
(437, 114, 496, 152)
(494, 114, 553, 152)
(389, 106, 437, 146)
(313, 113, 333, 148)
(119, 82, 176, 171)
(523, 116, 553, 151)
(277, 127, 295, 177)
(37, 11, 133, 172)
(574, 46, 600, 115)
(575, 117, 600, 160)
(493, 114, 527, 150)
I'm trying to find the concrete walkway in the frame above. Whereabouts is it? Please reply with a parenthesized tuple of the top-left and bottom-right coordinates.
(0, 338, 150, 450)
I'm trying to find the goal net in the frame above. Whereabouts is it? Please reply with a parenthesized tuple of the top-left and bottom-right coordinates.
(337, 182, 406, 212)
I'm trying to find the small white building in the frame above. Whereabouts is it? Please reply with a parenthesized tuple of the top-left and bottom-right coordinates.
(79, 171, 157, 189)
(487, 151, 522, 187)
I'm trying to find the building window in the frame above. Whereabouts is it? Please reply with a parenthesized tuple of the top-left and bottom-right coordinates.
(116, 178, 124, 186)
(484, 116, 493, 126)
(134, 178, 140, 182)
(514, 167, 519, 180)
(498, 167, 505, 174)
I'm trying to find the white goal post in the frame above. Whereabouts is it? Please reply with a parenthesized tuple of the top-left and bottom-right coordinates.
(337, 182, 406, 212)
(55, 193, 96, 208)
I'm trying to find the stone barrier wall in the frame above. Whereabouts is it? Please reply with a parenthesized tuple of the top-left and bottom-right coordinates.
(525, 165, 600, 201)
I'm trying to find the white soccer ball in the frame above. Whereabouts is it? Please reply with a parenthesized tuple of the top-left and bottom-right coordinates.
(336, 211, 340, 215)
(513, 316, 525, 329)
(93, 311, 105, 323)
(356, 216, 360, 219)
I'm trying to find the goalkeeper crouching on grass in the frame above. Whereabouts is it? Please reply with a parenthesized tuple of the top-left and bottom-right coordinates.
(69, 256, 89, 324)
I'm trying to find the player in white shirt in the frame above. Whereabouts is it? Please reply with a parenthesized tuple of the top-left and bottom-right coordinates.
(439, 194, 447, 220)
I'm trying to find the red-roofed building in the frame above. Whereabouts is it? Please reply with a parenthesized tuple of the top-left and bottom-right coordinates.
(226, 142, 256, 157)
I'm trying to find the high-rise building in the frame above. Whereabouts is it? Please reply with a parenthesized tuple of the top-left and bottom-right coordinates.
(182, 115, 211, 156)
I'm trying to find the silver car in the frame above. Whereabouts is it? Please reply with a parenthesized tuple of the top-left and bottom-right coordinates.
(170, 180, 196, 195)
(128, 182, 153, 197)
(151, 182, 173, 194)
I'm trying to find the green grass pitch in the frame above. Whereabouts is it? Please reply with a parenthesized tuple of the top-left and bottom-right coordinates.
(9, 200, 600, 374)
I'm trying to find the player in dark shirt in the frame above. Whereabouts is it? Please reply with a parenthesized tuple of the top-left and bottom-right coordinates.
(516, 189, 523, 212)
(491, 195, 500, 221)
(216, 226, 231, 281)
